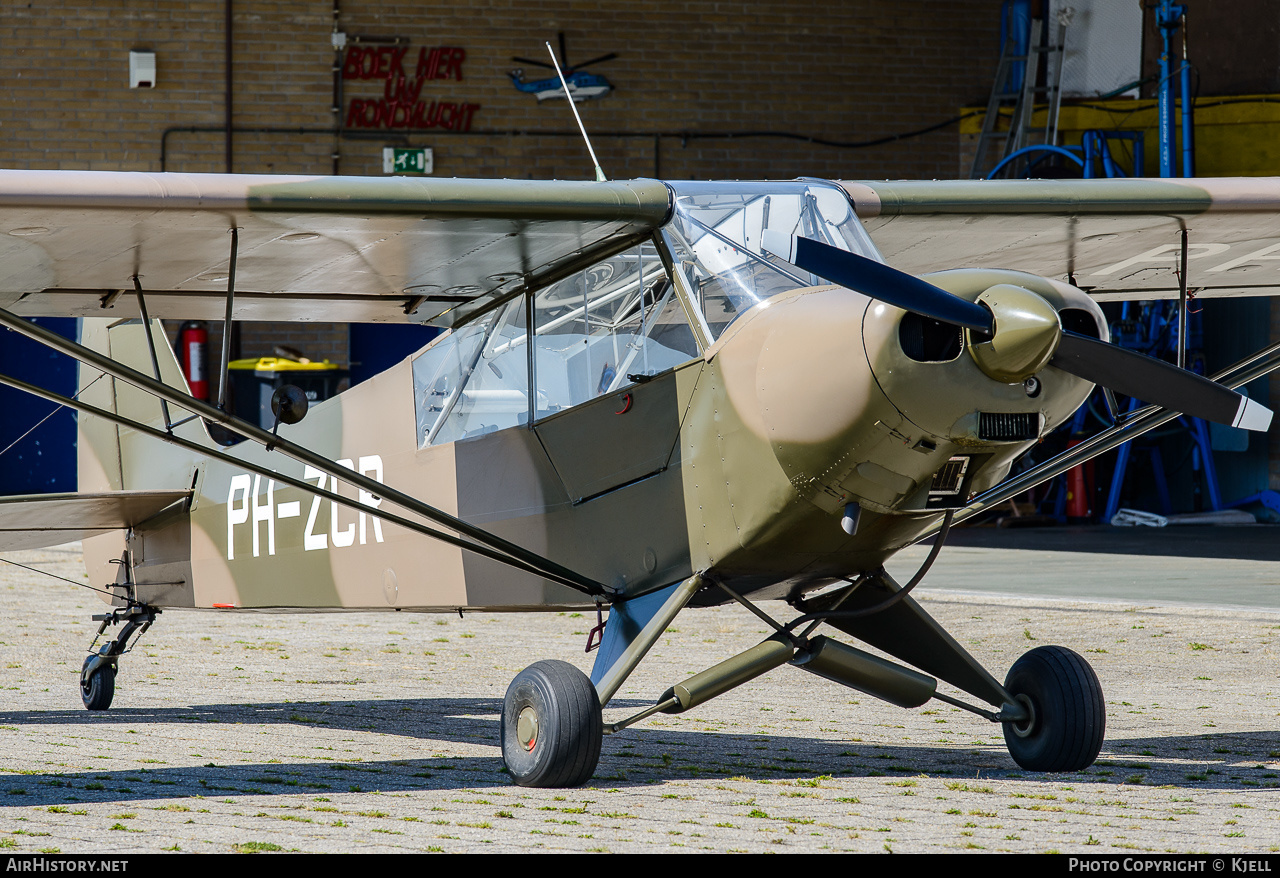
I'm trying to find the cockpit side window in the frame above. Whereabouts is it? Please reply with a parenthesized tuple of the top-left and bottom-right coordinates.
(412, 242, 698, 446)
(412, 309, 526, 447)
(532, 242, 696, 415)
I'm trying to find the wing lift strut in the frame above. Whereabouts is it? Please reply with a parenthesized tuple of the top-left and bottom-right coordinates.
(585, 338, 1280, 741)
(594, 510, 1030, 738)
(0, 306, 611, 602)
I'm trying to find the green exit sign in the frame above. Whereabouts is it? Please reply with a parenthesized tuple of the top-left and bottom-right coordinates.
(382, 147, 433, 175)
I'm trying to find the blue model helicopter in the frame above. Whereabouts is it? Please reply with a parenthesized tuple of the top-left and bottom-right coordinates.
(509, 32, 616, 103)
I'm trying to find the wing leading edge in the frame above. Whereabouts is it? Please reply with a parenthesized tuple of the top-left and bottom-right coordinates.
(0, 171, 672, 327)
(841, 177, 1280, 303)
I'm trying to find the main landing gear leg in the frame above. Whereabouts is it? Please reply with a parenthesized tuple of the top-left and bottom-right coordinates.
(500, 574, 705, 788)
(797, 571, 1105, 772)
(80, 605, 159, 711)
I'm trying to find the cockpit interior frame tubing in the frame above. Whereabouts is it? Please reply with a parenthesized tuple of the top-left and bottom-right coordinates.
(680, 212, 811, 289)
(650, 230, 712, 353)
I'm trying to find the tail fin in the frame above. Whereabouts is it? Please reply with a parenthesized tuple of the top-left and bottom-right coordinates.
(76, 317, 208, 597)
(77, 317, 212, 495)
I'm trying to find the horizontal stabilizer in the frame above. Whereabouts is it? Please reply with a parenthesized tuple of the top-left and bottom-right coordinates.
(0, 490, 190, 551)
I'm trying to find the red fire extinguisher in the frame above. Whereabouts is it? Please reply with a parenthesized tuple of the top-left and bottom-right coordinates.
(177, 321, 209, 401)
(1065, 436, 1094, 522)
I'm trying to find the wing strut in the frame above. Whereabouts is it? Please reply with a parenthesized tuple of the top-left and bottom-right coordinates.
(0, 367, 601, 594)
(216, 227, 238, 413)
(132, 276, 174, 431)
(0, 307, 610, 598)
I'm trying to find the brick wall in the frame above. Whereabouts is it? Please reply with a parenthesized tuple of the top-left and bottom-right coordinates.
(2, 0, 1004, 370)
(3, 1, 1002, 179)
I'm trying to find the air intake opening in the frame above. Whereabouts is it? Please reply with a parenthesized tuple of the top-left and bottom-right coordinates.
(978, 412, 1041, 441)
(1059, 308, 1103, 340)
(899, 312, 963, 362)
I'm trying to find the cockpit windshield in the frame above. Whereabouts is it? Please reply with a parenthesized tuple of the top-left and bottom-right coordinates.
(411, 180, 879, 447)
(662, 180, 883, 339)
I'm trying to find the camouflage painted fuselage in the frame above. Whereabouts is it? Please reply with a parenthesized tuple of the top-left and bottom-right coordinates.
(80, 265, 1102, 613)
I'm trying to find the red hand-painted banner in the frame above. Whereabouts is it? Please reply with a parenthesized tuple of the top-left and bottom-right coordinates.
(342, 45, 479, 131)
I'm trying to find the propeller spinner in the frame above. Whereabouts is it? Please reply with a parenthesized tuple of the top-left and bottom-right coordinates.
(788, 238, 1273, 432)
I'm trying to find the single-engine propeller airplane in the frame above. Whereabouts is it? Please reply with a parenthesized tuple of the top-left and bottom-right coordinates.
(0, 170, 1277, 787)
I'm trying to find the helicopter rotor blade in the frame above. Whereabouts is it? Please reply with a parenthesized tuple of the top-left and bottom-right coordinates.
(574, 52, 618, 69)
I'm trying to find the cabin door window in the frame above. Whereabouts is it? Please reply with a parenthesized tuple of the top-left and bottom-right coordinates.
(529, 242, 697, 418)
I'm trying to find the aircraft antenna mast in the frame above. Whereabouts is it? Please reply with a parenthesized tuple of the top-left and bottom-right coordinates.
(546, 41, 608, 182)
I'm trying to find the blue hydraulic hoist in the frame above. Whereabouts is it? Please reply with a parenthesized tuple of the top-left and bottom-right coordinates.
(991, 2, 1277, 523)
(1097, 1, 1255, 521)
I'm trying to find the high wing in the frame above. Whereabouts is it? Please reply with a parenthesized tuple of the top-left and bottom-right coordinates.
(841, 177, 1280, 302)
(0, 171, 671, 327)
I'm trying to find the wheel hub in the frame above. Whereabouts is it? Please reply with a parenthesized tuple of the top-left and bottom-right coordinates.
(1009, 693, 1037, 739)
(516, 706, 539, 751)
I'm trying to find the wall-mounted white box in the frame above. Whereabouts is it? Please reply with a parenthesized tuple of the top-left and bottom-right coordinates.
(129, 50, 156, 88)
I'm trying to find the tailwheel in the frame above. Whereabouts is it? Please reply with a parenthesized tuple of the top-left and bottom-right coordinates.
(1002, 645, 1105, 772)
(79, 604, 158, 712)
(80, 655, 115, 711)
(501, 660, 602, 788)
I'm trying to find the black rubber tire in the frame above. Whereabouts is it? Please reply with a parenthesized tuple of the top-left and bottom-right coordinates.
(501, 660, 602, 788)
(80, 657, 115, 711)
(1002, 645, 1105, 772)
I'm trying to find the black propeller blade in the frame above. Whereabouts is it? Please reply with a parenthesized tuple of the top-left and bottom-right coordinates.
(1052, 331, 1270, 430)
(787, 236, 1273, 431)
(792, 237, 993, 334)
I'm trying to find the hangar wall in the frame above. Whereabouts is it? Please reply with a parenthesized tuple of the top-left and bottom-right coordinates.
(0, 0, 1003, 365)
(1, 1, 999, 180)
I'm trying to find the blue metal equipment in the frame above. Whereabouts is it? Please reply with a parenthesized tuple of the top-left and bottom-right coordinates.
(1154, 0, 1194, 178)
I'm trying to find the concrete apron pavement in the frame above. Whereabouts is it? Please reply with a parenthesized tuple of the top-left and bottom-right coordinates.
(0, 536, 1274, 854)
